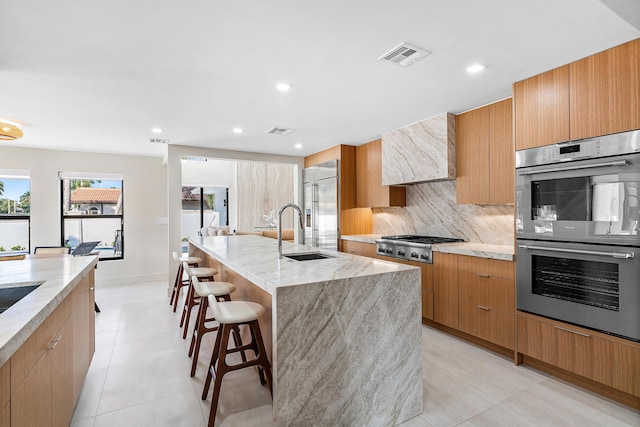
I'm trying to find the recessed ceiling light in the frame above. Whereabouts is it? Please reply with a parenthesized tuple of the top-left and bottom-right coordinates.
(294, 143, 303, 149)
(233, 127, 243, 134)
(151, 127, 162, 134)
(466, 63, 486, 74)
(276, 82, 293, 92)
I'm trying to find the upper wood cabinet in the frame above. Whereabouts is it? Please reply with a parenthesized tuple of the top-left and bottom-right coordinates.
(570, 38, 640, 141)
(456, 98, 514, 205)
(356, 139, 406, 208)
(514, 38, 639, 150)
(514, 65, 570, 150)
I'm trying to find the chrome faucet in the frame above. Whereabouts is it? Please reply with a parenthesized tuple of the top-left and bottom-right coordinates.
(278, 203, 305, 258)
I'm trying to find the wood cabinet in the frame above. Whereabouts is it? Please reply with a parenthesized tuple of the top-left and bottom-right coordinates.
(433, 252, 458, 329)
(1, 361, 9, 427)
(518, 312, 640, 399)
(8, 271, 95, 427)
(340, 240, 379, 258)
(456, 98, 514, 204)
(570, 38, 640, 141)
(457, 256, 515, 350)
(356, 140, 406, 208)
(514, 65, 570, 150)
(514, 38, 640, 150)
(72, 271, 95, 402)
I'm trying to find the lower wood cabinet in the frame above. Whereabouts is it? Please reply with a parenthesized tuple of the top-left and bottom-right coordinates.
(1, 361, 10, 427)
(457, 255, 515, 350)
(517, 312, 640, 399)
(433, 253, 459, 329)
(5, 270, 96, 427)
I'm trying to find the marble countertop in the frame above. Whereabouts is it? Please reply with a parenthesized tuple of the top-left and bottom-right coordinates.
(432, 242, 514, 261)
(189, 235, 417, 295)
(340, 235, 514, 261)
(0, 255, 98, 364)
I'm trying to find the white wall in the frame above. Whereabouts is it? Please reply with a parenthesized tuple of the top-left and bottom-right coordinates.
(0, 146, 168, 285)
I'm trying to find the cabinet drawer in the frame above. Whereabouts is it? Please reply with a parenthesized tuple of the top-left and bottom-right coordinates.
(517, 314, 592, 379)
(458, 271, 514, 314)
(459, 303, 514, 350)
(341, 240, 365, 256)
(458, 255, 514, 280)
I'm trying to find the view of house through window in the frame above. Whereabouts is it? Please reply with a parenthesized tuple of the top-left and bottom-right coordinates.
(0, 169, 31, 254)
(60, 172, 123, 260)
(181, 186, 228, 251)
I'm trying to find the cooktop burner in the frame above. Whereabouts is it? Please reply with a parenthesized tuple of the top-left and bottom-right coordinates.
(380, 235, 465, 244)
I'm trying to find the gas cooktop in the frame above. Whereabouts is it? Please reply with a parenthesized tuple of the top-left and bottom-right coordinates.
(375, 235, 464, 263)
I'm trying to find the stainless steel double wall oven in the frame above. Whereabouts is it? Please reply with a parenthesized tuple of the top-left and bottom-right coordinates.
(516, 130, 640, 342)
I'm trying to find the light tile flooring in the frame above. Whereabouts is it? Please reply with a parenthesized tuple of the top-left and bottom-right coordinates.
(71, 280, 640, 427)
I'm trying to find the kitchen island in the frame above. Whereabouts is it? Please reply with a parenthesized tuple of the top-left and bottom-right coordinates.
(0, 255, 97, 426)
(189, 235, 423, 427)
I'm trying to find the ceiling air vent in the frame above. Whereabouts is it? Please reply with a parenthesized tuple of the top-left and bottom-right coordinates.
(378, 42, 431, 67)
(266, 127, 296, 135)
(149, 138, 169, 144)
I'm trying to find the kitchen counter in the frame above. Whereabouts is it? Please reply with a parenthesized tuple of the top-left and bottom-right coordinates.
(341, 234, 514, 261)
(0, 255, 98, 364)
(432, 242, 514, 261)
(189, 235, 423, 426)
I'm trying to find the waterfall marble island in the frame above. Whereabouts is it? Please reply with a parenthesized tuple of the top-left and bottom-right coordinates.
(189, 235, 423, 426)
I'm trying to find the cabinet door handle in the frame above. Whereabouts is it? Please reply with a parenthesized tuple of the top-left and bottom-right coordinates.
(47, 335, 62, 350)
(88, 287, 94, 291)
(476, 305, 490, 311)
(553, 326, 590, 338)
(476, 273, 490, 278)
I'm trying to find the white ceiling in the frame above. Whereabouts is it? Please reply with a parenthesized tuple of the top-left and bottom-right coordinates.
(1, 0, 639, 158)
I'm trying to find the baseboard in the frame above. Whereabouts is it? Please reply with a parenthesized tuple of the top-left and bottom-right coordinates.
(95, 273, 168, 286)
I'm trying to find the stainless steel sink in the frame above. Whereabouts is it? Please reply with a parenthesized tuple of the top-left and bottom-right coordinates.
(0, 284, 42, 314)
(284, 252, 335, 261)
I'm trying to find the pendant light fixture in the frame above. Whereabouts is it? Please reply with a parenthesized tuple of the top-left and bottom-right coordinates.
(0, 119, 24, 140)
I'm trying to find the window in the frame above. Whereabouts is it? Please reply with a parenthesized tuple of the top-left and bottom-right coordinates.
(0, 169, 31, 254)
(181, 186, 228, 250)
(60, 172, 123, 260)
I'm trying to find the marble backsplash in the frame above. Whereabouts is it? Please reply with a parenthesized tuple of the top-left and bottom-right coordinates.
(373, 180, 514, 246)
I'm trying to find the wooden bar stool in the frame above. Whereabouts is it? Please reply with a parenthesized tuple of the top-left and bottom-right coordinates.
(188, 266, 237, 377)
(180, 264, 218, 339)
(170, 252, 202, 312)
(200, 286, 272, 427)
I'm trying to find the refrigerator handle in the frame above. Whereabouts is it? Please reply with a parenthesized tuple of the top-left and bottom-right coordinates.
(313, 183, 319, 247)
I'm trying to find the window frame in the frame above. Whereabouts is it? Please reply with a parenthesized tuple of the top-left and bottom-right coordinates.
(59, 176, 124, 261)
(0, 171, 31, 254)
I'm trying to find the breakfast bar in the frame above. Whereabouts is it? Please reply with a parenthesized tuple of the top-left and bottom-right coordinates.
(189, 234, 423, 426)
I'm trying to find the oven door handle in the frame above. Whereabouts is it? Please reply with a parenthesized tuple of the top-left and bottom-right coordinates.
(518, 244, 635, 259)
(517, 159, 630, 175)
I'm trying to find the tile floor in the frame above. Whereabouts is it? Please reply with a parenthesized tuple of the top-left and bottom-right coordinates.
(71, 280, 640, 426)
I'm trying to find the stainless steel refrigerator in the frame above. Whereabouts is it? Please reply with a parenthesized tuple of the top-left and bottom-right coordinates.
(303, 160, 339, 250)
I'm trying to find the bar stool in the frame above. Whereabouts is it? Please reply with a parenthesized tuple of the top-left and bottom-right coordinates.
(170, 252, 202, 312)
(181, 264, 218, 339)
(188, 265, 237, 377)
(199, 283, 272, 427)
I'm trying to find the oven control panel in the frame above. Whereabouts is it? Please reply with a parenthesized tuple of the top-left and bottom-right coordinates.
(541, 139, 602, 163)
